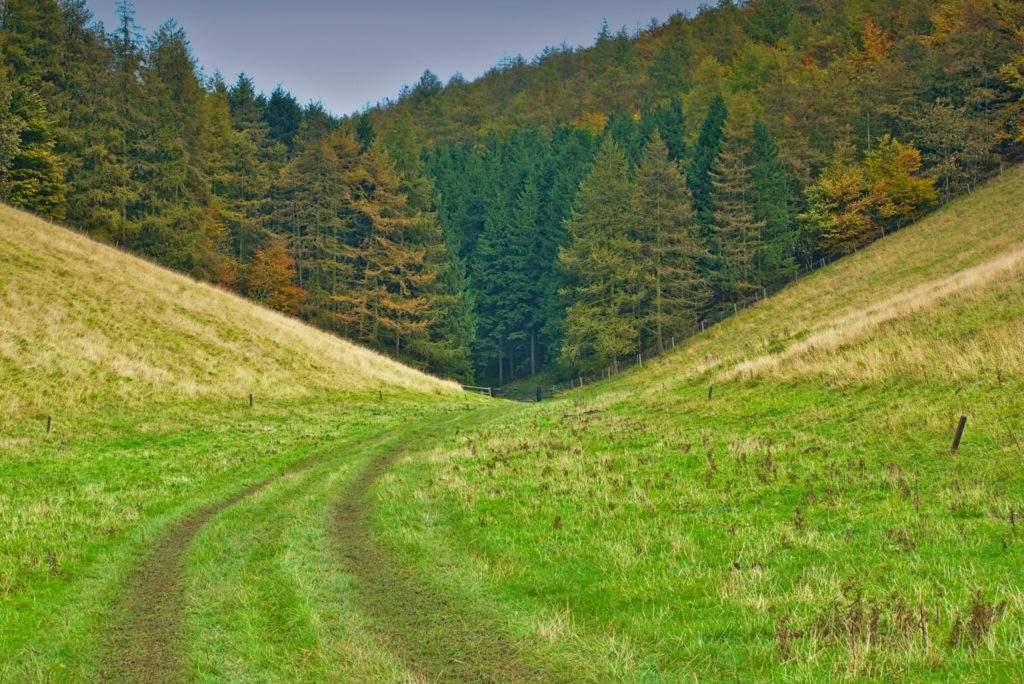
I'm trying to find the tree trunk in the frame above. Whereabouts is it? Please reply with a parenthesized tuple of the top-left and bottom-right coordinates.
(530, 331, 536, 378)
(498, 348, 503, 386)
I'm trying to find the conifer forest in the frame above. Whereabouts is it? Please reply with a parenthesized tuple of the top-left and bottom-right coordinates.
(2, 0, 1022, 384)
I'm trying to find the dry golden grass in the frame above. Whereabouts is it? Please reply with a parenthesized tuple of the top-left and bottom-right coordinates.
(0, 204, 457, 423)
(726, 245, 1024, 383)
(640, 165, 1024, 389)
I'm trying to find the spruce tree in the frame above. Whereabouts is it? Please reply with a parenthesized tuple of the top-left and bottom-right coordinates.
(750, 121, 797, 289)
(0, 81, 19, 187)
(711, 134, 764, 303)
(560, 138, 641, 372)
(336, 142, 434, 357)
(265, 87, 302, 152)
(634, 133, 706, 352)
(272, 115, 358, 323)
(688, 95, 728, 235)
(2, 87, 66, 220)
(652, 96, 688, 163)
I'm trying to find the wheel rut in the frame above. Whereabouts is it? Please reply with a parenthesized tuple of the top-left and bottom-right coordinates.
(100, 452, 331, 683)
(332, 409, 571, 683)
(102, 406, 561, 683)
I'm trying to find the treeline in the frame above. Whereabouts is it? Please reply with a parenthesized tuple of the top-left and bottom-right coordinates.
(0, 0, 474, 378)
(2, 0, 1023, 384)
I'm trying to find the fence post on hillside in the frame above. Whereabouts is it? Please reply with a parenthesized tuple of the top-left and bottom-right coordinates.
(46, 416, 51, 433)
(638, 352, 642, 367)
(536, 386, 542, 403)
(701, 320, 706, 332)
(249, 393, 253, 407)
(708, 386, 714, 402)
(488, 387, 494, 398)
(950, 414, 968, 454)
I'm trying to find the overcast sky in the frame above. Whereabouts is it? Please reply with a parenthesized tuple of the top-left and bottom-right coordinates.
(94, 0, 705, 116)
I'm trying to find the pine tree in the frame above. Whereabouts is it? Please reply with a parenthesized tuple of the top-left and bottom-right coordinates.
(750, 121, 797, 289)
(652, 96, 688, 163)
(711, 134, 764, 303)
(471, 179, 517, 383)
(508, 178, 544, 377)
(336, 142, 434, 357)
(107, 0, 148, 244)
(2, 86, 66, 219)
(688, 95, 728, 235)
(272, 113, 357, 321)
(634, 133, 706, 352)
(265, 86, 302, 152)
(560, 138, 641, 372)
(0, 80, 19, 187)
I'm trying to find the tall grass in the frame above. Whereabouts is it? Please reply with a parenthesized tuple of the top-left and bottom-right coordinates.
(0, 203, 455, 428)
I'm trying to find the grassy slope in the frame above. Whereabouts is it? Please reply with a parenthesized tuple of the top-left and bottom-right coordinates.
(379, 166, 1024, 681)
(0, 206, 464, 680)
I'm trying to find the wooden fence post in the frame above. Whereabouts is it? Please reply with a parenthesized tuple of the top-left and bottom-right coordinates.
(708, 386, 713, 402)
(46, 416, 51, 433)
(536, 386, 542, 403)
(950, 414, 967, 453)
(249, 393, 253, 407)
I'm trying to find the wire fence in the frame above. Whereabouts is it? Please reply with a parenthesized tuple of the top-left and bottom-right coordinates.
(466, 253, 840, 403)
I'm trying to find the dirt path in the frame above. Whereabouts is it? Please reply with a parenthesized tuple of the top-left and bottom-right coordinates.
(99, 453, 329, 683)
(332, 410, 572, 683)
(101, 406, 561, 683)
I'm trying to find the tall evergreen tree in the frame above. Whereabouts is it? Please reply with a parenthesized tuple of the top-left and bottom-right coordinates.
(688, 94, 728, 234)
(711, 134, 764, 303)
(750, 121, 797, 289)
(336, 142, 434, 357)
(272, 112, 357, 322)
(265, 86, 302, 152)
(1, 87, 65, 219)
(634, 133, 706, 352)
(652, 96, 688, 163)
(560, 138, 641, 372)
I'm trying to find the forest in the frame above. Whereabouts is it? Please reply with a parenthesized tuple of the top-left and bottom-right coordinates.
(1, 0, 1022, 383)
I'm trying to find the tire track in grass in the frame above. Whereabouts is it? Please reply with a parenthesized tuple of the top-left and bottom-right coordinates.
(99, 457, 322, 683)
(332, 408, 573, 683)
(100, 415, 440, 683)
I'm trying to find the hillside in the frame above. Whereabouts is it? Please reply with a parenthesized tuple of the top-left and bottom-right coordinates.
(0, 203, 454, 424)
(3, 0, 1022, 383)
(0, 205, 467, 681)
(374, 165, 1024, 680)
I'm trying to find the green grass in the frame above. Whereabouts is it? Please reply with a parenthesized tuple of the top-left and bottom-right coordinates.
(374, 167, 1024, 681)
(0, 204, 470, 681)
(0, 394, 475, 681)
(3, 165, 1024, 681)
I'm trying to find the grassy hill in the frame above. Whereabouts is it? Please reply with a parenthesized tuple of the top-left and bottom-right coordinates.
(3, 160, 1023, 682)
(0, 203, 454, 424)
(375, 165, 1024, 680)
(0, 206, 467, 680)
